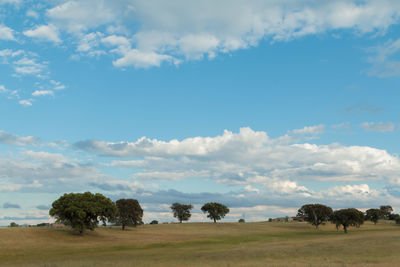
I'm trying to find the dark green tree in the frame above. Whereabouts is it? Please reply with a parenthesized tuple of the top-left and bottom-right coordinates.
(331, 208, 364, 233)
(297, 204, 333, 230)
(49, 192, 117, 234)
(170, 203, 193, 223)
(115, 199, 143, 230)
(238, 218, 245, 223)
(9, 222, 18, 227)
(201, 202, 229, 223)
(365, 209, 383, 225)
(380, 205, 393, 219)
(150, 220, 158, 225)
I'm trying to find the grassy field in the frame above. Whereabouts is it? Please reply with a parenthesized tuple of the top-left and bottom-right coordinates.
(0, 221, 399, 266)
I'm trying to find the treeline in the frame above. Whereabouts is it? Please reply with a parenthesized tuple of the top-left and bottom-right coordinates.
(38, 192, 400, 235)
(297, 204, 400, 233)
(49, 192, 229, 234)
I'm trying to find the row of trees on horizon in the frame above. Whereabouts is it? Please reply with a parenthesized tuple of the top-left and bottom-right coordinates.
(48, 192, 230, 234)
(8, 192, 399, 234)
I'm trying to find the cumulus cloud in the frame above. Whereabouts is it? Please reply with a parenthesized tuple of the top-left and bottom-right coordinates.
(0, 151, 109, 193)
(81, 128, 400, 184)
(23, 25, 61, 43)
(32, 90, 54, 97)
(40, 0, 400, 68)
(0, 25, 15, 41)
(1, 127, 400, 221)
(18, 99, 33, 106)
(360, 122, 395, 132)
(0, 130, 40, 146)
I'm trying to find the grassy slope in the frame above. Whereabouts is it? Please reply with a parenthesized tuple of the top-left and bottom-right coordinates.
(0, 222, 399, 266)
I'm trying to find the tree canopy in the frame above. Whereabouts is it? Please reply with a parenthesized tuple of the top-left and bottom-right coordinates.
(297, 204, 333, 229)
(49, 192, 117, 234)
(201, 202, 229, 223)
(331, 208, 364, 233)
(170, 203, 193, 223)
(380, 205, 393, 219)
(365, 208, 383, 225)
(115, 199, 143, 230)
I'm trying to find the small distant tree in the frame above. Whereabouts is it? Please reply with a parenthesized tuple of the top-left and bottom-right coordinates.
(170, 203, 193, 223)
(115, 199, 143, 230)
(331, 208, 364, 233)
(365, 209, 383, 225)
(49, 192, 117, 234)
(238, 218, 245, 223)
(380, 205, 393, 219)
(201, 202, 229, 223)
(297, 204, 333, 230)
(150, 220, 158, 225)
(9, 222, 18, 227)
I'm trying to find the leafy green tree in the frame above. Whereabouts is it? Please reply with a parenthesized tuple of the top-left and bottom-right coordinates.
(170, 203, 193, 223)
(201, 202, 229, 223)
(331, 208, 364, 233)
(9, 222, 18, 227)
(150, 220, 158, 225)
(380, 205, 393, 219)
(49, 192, 117, 234)
(115, 198, 143, 230)
(297, 204, 333, 230)
(365, 209, 383, 225)
(238, 218, 245, 223)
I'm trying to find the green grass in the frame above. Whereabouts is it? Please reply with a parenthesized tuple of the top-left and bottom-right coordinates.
(0, 222, 399, 266)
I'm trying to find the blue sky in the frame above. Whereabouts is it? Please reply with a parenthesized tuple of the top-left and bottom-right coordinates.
(1, 0, 400, 225)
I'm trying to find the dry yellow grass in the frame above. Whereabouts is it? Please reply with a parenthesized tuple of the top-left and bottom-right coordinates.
(0, 221, 399, 266)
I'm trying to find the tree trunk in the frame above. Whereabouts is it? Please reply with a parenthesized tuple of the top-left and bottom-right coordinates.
(122, 224, 125, 230)
(343, 225, 347, 234)
(315, 224, 319, 230)
(214, 218, 216, 223)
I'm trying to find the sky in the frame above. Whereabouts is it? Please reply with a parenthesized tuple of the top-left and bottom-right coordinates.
(1, 0, 400, 225)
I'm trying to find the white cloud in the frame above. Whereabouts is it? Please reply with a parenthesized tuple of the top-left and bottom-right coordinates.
(244, 185, 259, 194)
(112, 49, 174, 69)
(368, 38, 400, 77)
(0, 25, 15, 41)
(291, 124, 325, 135)
(46, 0, 119, 33)
(26, 10, 39, 19)
(0, 130, 40, 146)
(43, 0, 400, 68)
(18, 100, 32, 106)
(50, 80, 66, 90)
(23, 25, 61, 43)
(77, 127, 400, 187)
(32, 90, 54, 97)
(360, 122, 395, 132)
(13, 57, 46, 76)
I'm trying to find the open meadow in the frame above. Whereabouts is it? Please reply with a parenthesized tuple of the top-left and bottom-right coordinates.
(0, 222, 399, 266)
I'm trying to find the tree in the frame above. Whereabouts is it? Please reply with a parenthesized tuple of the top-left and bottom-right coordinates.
(297, 204, 333, 230)
(49, 192, 117, 234)
(150, 220, 158, 225)
(330, 208, 364, 233)
(201, 202, 229, 223)
(170, 203, 193, 223)
(380, 205, 393, 219)
(238, 218, 245, 223)
(115, 199, 143, 230)
(9, 222, 18, 227)
(365, 209, 383, 225)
